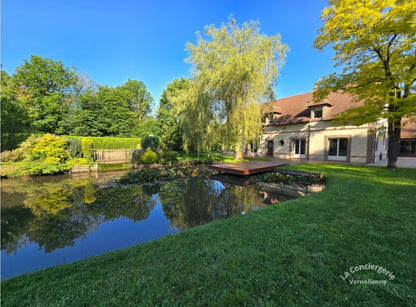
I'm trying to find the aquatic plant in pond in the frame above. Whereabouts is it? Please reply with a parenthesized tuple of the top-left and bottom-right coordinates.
(249, 169, 325, 186)
(118, 165, 218, 184)
(117, 166, 324, 188)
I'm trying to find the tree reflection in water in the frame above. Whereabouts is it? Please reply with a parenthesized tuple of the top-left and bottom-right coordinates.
(1, 177, 156, 254)
(1, 175, 291, 256)
(159, 178, 262, 230)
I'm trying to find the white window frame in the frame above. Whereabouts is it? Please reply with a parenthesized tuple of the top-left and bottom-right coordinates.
(312, 106, 323, 119)
(328, 138, 348, 161)
(292, 138, 306, 158)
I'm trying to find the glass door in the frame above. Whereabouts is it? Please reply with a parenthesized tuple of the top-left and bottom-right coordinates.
(328, 138, 348, 161)
(293, 139, 306, 158)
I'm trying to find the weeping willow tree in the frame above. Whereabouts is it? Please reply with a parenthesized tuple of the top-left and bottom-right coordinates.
(182, 17, 288, 160)
(166, 78, 216, 153)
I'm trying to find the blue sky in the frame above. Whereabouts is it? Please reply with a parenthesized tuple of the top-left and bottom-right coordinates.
(1, 0, 336, 106)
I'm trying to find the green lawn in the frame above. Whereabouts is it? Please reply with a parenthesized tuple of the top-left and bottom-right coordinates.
(2, 164, 415, 306)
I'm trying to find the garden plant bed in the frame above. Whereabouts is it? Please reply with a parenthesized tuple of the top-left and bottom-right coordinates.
(115, 165, 219, 185)
(251, 169, 325, 197)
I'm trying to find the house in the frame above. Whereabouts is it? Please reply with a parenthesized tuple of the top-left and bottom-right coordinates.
(258, 90, 416, 163)
(400, 119, 416, 157)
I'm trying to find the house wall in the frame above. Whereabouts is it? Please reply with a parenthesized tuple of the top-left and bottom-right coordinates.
(260, 121, 387, 164)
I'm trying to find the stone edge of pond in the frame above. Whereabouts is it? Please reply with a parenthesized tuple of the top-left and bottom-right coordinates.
(258, 181, 326, 198)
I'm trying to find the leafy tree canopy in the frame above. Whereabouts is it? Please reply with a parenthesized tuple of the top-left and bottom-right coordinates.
(1, 55, 155, 146)
(183, 17, 288, 159)
(13, 55, 78, 134)
(1, 70, 31, 150)
(313, 0, 416, 168)
(157, 78, 188, 151)
(116, 79, 153, 122)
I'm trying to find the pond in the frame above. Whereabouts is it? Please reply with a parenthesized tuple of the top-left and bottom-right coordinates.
(1, 170, 296, 280)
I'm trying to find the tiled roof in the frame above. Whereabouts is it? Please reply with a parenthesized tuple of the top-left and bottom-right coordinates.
(262, 91, 363, 125)
(262, 90, 416, 138)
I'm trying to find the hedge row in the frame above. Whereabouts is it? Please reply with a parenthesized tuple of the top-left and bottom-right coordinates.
(65, 136, 141, 150)
(88, 137, 142, 149)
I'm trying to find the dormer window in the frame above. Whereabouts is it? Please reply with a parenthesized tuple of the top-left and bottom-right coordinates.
(308, 100, 332, 120)
(264, 112, 280, 124)
(312, 106, 323, 119)
(266, 113, 274, 124)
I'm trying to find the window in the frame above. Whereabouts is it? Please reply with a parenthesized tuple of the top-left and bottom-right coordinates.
(328, 138, 348, 160)
(293, 139, 306, 158)
(263, 113, 274, 124)
(268, 113, 274, 123)
(400, 140, 416, 156)
(312, 106, 323, 119)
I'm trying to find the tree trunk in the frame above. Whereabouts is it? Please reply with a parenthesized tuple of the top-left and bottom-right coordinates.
(387, 118, 401, 169)
(235, 141, 244, 161)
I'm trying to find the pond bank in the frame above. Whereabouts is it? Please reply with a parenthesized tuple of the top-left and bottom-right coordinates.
(3, 164, 415, 305)
(2, 165, 307, 280)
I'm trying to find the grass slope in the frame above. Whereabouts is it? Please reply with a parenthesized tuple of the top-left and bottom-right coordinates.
(2, 164, 415, 306)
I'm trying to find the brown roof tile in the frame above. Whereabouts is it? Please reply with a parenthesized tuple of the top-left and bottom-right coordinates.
(263, 91, 364, 125)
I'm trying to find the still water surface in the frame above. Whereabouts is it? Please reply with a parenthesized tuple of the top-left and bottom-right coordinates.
(1, 171, 294, 280)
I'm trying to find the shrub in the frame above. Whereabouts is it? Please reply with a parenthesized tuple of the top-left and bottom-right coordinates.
(141, 135, 160, 152)
(159, 151, 179, 162)
(67, 158, 89, 167)
(28, 161, 71, 175)
(81, 138, 94, 162)
(19, 134, 42, 161)
(66, 137, 82, 158)
(131, 149, 144, 163)
(1, 148, 24, 162)
(141, 148, 158, 164)
(31, 134, 70, 163)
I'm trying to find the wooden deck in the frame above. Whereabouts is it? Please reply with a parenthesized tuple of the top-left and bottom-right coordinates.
(208, 160, 288, 176)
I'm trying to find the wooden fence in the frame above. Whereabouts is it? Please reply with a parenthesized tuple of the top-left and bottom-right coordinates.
(92, 149, 135, 164)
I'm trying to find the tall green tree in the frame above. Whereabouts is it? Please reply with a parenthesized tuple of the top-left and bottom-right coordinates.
(66, 79, 153, 137)
(168, 79, 215, 153)
(1, 70, 31, 150)
(98, 86, 137, 136)
(14, 55, 78, 134)
(313, 0, 416, 169)
(116, 79, 153, 123)
(186, 17, 288, 159)
(134, 118, 161, 139)
(63, 72, 103, 136)
(156, 78, 187, 151)
(68, 89, 107, 136)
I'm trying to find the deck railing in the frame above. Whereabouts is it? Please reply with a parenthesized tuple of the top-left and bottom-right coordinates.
(92, 149, 135, 164)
